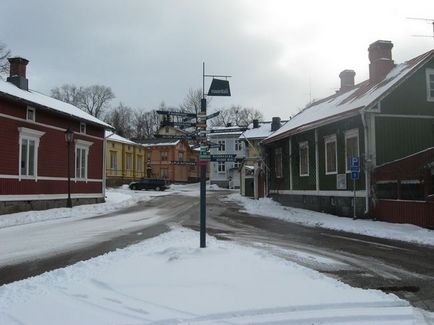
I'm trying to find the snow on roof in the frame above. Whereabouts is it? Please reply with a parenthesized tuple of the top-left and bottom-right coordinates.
(0, 79, 112, 128)
(139, 139, 180, 147)
(241, 120, 288, 140)
(105, 131, 137, 145)
(265, 50, 434, 144)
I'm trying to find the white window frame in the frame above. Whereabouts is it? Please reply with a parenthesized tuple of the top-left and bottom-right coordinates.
(126, 152, 133, 170)
(344, 129, 360, 173)
(137, 156, 143, 172)
(234, 161, 241, 169)
(75, 139, 93, 181)
(160, 167, 169, 178)
(18, 127, 45, 180)
(426, 68, 434, 102)
(110, 151, 117, 171)
(299, 141, 309, 177)
(26, 106, 35, 122)
(178, 151, 184, 161)
(275, 147, 283, 178)
(218, 140, 226, 152)
(235, 139, 243, 151)
(324, 134, 337, 175)
(80, 122, 87, 134)
(217, 161, 226, 173)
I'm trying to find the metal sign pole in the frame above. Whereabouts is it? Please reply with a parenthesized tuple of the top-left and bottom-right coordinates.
(200, 62, 207, 248)
(353, 179, 356, 220)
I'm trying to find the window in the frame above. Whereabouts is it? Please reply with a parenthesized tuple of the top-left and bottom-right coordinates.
(190, 159, 196, 171)
(345, 129, 359, 172)
(160, 167, 168, 178)
(218, 161, 225, 173)
(80, 122, 86, 134)
(178, 151, 184, 161)
(235, 140, 243, 151)
(110, 151, 117, 171)
(126, 153, 132, 170)
(147, 151, 151, 161)
(275, 148, 283, 178)
(18, 127, 44, 179)
(75, 139, 92, 180)
(234, 161, 241, 169)
(299, 141, 309, 176)
(26, 107, 35, 121)
(218, 140, 226, 151)
(161, 151, 168, 161)
(324, 135, 337, 174)
(137, 156, 143, 172)
(426, 68, 434, 102)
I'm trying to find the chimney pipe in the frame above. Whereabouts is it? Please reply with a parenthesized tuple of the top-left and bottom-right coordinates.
(339, 70, 355, 92)
(7, 57, 29, 90)
(253, 119, 259, 128)
(368, 40, 395, 84)
(271, 117, 281, 132)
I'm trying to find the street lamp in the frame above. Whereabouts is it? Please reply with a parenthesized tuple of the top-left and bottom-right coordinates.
(65, 127, 74, 208)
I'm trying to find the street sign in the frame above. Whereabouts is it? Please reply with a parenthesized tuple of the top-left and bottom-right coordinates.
(198, 111, 220, 121)
(156, 134, 196, 140)
(210, 154, 237, 162)
(156, 110, 196, 118)
(351, 171, 360, 180)
(207, 78, 231, 96)
(350, 156, 360, 171)
(171, 160, 196, 166)
(172, 121, 197, 128)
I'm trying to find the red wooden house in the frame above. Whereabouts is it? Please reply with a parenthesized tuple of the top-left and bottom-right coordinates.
(0, 57, 112, 214)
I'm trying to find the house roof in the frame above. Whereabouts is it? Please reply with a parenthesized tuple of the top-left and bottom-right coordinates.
(105, 131, 137, 145)
(0, 79, 112, 129)
(264, 49, 434, 144)
(136, 138, 181, 147)
(240, 120, 288, 140)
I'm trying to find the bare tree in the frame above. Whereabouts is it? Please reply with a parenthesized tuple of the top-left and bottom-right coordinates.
(132, 109, 162, 140)
(78, 85, 115, 118)
(179, 88, 203, 115)
(50, 84, 82, 107)
(51, 84, 115, 118)
(210, 105, 263, 127)
(0, 42, 11, 79)
(104, 103, 134, 138)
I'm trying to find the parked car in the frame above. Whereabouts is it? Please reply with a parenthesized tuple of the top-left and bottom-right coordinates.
(129, 178, 168, 191)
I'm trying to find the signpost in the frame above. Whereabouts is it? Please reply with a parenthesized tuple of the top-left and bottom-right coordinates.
(171, 160, 196, 166)
(350, 156, 360, 220)
(210, 154, 237, 162)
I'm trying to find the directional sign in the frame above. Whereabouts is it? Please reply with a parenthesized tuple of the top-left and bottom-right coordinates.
(172, 121, 197, 128)
(198, 111, 220, 122)
(210, 154, 237, 162)
(156, 134, 196, 140)
(156, 110, 196, 118)
(171, 160, 196, 166)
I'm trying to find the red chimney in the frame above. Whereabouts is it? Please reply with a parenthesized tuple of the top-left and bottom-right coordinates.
(7, 57, 29, 90)
(339, 70, 356, 92)
(368, 40, 395, 84)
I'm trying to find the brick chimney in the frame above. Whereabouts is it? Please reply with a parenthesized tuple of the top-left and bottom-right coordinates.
(339, 70, 355, 92)
(7, 57, 29, 90)
(271, 117, 281, 132)
(252, 119, 259, 128)
(368, 40, 395, 84)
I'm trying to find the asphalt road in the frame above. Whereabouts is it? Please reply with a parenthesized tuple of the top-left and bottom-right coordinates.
(1, 189, 434, 312)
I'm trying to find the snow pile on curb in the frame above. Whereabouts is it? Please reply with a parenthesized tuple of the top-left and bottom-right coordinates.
(225, 193, 434, 247)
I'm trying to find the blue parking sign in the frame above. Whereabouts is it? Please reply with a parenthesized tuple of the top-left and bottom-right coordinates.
(351, 171, 359, 180)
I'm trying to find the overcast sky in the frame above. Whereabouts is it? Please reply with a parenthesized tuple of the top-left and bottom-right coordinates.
(1, 0, 433, 120)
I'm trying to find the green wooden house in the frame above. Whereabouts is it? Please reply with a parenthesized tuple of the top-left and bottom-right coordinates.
(263, 40, 434, 219)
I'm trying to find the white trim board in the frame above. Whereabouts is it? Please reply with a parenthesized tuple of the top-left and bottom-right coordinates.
(269, 189, 366, 198)
(0, 193, 104, 202)
(0, 174, 103, 182)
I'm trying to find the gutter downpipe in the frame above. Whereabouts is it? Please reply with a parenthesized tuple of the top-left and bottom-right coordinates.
(361, 109, 370, 216)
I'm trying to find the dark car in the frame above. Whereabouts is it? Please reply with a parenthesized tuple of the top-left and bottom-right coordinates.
(129, 178, 168, 191)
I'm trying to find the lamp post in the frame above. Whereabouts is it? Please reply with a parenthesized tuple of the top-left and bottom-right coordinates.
(65, 128, 74, 208)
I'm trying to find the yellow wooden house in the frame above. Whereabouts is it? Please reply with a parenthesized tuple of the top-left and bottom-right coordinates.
(105, 131, 146, 187)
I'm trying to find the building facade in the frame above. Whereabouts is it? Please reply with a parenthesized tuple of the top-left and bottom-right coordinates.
(208, 126, 247, 188)
(105, 132, 147, 187)
(0, 57, 111, 214)
(264, 40, 434, 225)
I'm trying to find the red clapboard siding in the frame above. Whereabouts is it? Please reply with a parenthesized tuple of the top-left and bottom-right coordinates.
(0, 178, 102, 195)
(374, 200, 434, 228)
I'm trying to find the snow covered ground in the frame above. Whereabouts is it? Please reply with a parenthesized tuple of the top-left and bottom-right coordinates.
(1, 228, 431, 325)
(225, 193, 434, 247)
(1, 184, 434, 324)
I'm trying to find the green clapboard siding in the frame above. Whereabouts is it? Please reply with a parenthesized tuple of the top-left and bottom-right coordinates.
(267, 138, 290, 190)
(291, 130, 316, 190)
(376, 116, 434, 165)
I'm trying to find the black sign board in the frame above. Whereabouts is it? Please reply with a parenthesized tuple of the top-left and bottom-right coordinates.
(155, 134, 196, 140)
(157, 110, 197, 118)
(172, 121, 197, 128)
(207, 78, 231, 97)
(171, 160, 197, 166)
(210, 154, 237, 162)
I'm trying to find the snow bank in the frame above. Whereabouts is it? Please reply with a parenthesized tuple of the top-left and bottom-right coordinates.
(225, 193, 434, 247)
(0, 228, 428, 324)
